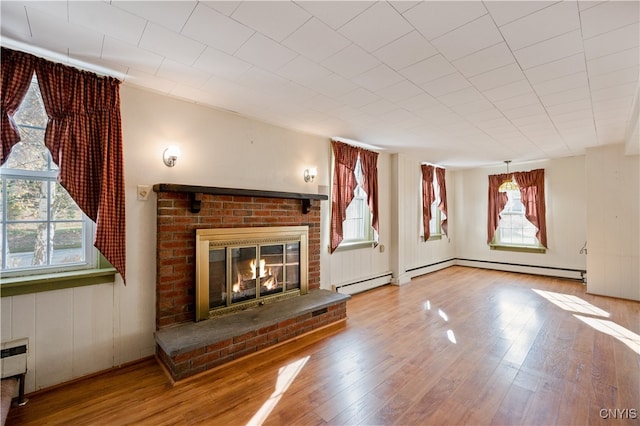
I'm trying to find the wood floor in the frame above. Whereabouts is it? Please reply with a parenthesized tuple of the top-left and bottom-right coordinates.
(6, 266, 640, 425)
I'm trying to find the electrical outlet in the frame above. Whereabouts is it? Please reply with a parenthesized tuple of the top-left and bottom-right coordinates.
(137, 185, 151, 201)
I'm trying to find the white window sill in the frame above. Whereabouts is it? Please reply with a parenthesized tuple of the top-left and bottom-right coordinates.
(489, 244, 546, 254)
(332, 240, 376, 253)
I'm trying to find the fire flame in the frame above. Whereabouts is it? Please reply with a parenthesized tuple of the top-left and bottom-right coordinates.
(250, 259, 267, 279)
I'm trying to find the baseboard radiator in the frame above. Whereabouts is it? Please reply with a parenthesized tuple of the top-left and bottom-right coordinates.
(1, 338, 28, 409)
(333, 272, 393, 295)
(456, 259, 586, 281)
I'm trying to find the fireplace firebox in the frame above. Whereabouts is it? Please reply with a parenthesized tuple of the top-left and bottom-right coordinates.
(195, 226, 308, 320)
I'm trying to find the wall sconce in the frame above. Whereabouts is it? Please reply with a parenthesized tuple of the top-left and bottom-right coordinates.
(163, 145, 181, 167)
(304, 167, 317, 183)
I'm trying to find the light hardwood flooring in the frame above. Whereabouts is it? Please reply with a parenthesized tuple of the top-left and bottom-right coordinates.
(6, 266, 640, 425)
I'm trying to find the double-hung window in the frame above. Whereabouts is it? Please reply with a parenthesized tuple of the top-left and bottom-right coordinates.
(342, 156, 373, 245)
(0, 78, 95, 277)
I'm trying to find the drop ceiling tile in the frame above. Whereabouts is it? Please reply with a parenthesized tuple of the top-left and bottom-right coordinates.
(375, 80, 423, 103)
(303, 94, 344, 113)
(589, 65, 639, 90)
(493, 92, 541, 111)
(545, 99, 593, 115)
(26, 7, 104, 59)
(231, 1, 310, 42)
(199, 1, 240, 17)
(322, 44, 380, 79)
(282, 18, 351, 62)
(192, 47, 252, 81)
(464, 108, 505, 123)
(539, 86, 590, 107)
(69, 2, 147, 45)
(468, 63, 526, 91)
(1, 2, 37, 40)
(592, 96, 634, 113)
(234, 33, 297, 72)
(413, 103, 453, 120)
(431, 15, 503, 62)
(499, 2, 579, 51)
(587, 47, 640, 76)
(101, 36, 164, 75)
(420, 72, 472, 97)
(550, 108, 594, 124)
(141, 22, 208, 66)
(438, 87, 485, 107)
(294, 1, 375, 30)
(590, 82, 638, 102)
(402, 1, 488, 40)
(338, 2, 413, 52)
(313, 73, 359, 97)
(361, 99, 400, 116)
(400, 54, 456, 84)
(390, 2, 420, 14)
(523, 53, 586, 84)
(580, 1, 640, 39)
(450, 99, 495, 115)
(578, 1, 606, 12)
(501, 103, 547, 120)
(483, 80, 535, 102)
(453, 42, 516, 78)
(511, 114, 553, 126)
(513, 30, 583, 70)
(276, 55, 332, 87)
(234, 67, 287, 95)
(476, 117, 513, 129)
(125, 67, 177, 94)
(112, 1, 197, 33)
(380, 108, 418, 125)
(396, 92, 440, 112)
(584, 23, 640, 61)
(593, 107, 631, 121)
(484, 1, 556, 26)
(337, 87, 380, 109)
(156, 59, 210, 88)
(182, 3, 254, 55)
(352, 64, 404, 92)
(373, 31, 438, 70)
(532, 71, 588, 96)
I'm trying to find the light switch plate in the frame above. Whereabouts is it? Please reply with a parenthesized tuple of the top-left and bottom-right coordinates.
(137, 185, 151, 201)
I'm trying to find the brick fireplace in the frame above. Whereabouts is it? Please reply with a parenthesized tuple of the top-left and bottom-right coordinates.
(153, 184, 349, 381)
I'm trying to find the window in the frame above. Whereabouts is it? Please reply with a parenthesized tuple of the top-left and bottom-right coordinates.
(420, 172, 442, 240)
(493, 186, 541, 247)
(0, 78, 95, 276)
(342, 156, 373, 244)
(421, 164, 448, 241)
(487, 169, 547, 253)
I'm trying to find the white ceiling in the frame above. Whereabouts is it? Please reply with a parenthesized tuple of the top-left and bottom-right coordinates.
(1, 1, 639, 168)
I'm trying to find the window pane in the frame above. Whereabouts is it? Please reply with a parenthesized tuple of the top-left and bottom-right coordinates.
(6, 179, 48, 221)
(13, 80, 46, 128)
(52, 182, 82, 220)
(6, 222, 47, 268)
(51, 222, 85, 265)
(3, 128, 51, 171)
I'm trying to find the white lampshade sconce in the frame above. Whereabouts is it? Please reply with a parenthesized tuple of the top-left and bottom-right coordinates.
(163, 145, 181, 167)
(304, 167, 317, 183)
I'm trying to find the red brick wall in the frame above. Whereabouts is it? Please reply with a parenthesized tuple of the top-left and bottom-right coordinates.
(156, 192, 322, 329)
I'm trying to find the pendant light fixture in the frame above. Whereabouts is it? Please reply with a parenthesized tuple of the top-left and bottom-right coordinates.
(498, 160, 518, 192)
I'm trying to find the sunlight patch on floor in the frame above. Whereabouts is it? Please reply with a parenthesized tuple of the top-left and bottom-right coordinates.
(532, 289, 610, 317)
(246, 356, 310, 426)
(574, 315, 640, 355)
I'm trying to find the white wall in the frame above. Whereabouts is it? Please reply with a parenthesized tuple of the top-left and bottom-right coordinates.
(455, 156, 588, 276)
(391, 153, 457, 284)
(586, 144, 640, 301)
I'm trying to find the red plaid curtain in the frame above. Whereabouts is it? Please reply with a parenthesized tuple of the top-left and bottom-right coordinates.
(421, 164, 435, 240)
(487, 173, 510, 244)
(436, 167, 448, 237)
(1, 48, 36, 164)
(359, 147, 379, 241)
(330, 141, 359, 253)
(514, 169, 547, 248)
(35, 58, 126, 282)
